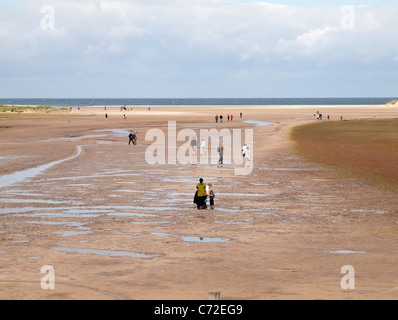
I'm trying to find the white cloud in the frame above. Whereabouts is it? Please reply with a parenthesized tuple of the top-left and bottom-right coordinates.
(296, 27, 334, 48)
(0, 0, 397, 97)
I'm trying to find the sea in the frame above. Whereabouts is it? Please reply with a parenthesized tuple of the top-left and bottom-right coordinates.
(0, 97, 396, 108)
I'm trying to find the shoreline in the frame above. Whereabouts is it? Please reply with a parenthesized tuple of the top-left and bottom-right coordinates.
(0, 102, 395, 112)
(1, 96, 396, 108)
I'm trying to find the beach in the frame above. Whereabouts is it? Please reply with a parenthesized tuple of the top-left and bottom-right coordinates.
(0, 104, 397, 300)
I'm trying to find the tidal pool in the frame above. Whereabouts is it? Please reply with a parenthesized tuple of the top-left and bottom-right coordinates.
(52, 247, 159, 258)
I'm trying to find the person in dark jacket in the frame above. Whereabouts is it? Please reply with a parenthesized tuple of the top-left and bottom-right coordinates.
(128, 132, 134, 145)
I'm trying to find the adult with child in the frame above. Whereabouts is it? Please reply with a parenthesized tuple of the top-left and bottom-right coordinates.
(194, 178, 207, 210)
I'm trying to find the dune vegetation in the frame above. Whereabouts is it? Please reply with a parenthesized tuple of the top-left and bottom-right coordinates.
(0, 105, 65, 112)
(0, 105, 70, 118)
(290, 119, 398, 191)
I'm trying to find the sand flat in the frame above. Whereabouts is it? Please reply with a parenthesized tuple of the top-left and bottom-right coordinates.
(0, 104, 397, 300)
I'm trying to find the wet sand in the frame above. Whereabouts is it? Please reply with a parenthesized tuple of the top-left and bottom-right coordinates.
(0, 104, 397, 300)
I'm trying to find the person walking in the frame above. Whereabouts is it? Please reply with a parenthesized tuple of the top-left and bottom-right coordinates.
(242, 144, 250, 163)
(195, 178, 207, 209)
(128, 132, 134, 145)
(200, 139, 206, 155)
(215, 115, 219, 123)
(218, 143, 224, 166)
(190, 137, 197, 155)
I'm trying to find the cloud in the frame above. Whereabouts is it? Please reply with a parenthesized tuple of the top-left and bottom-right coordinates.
(0, 0, 397, 97)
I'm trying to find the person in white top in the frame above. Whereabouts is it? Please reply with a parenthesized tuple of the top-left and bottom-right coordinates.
(242, 144, 250, 162)
(206, 183, 212, 196)
(200, 139, 206, 155)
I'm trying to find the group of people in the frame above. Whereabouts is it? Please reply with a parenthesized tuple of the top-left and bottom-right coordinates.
(190, 137, 208, 155)
(314, 111, 344, 121)
(218, 143, 249, 165)
(188, 139, 249, 166)
(215, 114, 237, 123)
(194, 178, 215, 210)
(214, 113, 243, 123)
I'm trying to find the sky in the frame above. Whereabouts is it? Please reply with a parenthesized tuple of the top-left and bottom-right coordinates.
(0, 0, 397, 98)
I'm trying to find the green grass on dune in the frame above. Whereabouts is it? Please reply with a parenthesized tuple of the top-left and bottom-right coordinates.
(0, 105, 65, 113)
(0, 105, 70, 119)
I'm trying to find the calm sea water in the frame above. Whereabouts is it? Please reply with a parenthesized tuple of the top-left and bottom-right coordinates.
(0, 97, 395, 107)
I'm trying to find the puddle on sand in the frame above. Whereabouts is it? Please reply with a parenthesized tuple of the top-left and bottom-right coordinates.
(52, 247, 159, 258)
(0, 207, 66, 214)
(113, 232, 141, 236)
(160, 177, 202, 184)
(0, 146, 83, 189)
(131, 221, 174, 225)
(243, 120, 274, 127)
(214, 220, 251, 225)
(93, 205, 186, 212)
(94, 129, 130, 138)
(17, 212, 100, 219)
(53, 231, 93, 237)
(151, 232, 229, 243)
(0, 198, 82, 205)
(312, 249, 367, 255)
(107, 212, 159, 218)
(327, 250, 366, 254)
(25, 221, 89, 229)
(217, 192, 278, 197)
(181, 236, 229, 243)
(345, 209, 389, 214)
(3, 191, 44, 197)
